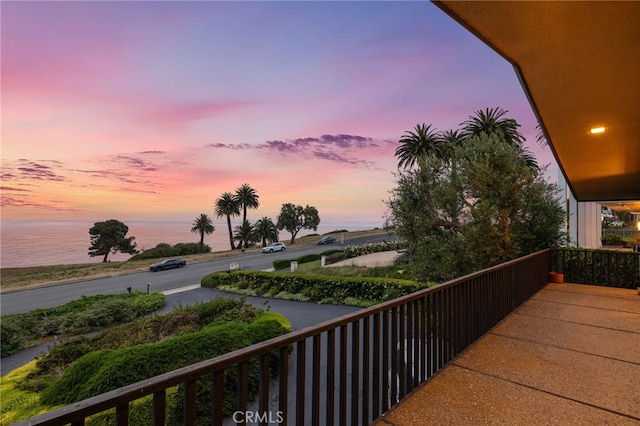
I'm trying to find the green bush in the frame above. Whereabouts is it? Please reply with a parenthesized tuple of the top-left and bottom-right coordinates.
(129, 242, 211, 261)
(26, 298, 253, 385)
(296, 253, 321, 264)
(602, 233, 625, 246)
(40, 312, 291, 421)
(273, 259, 291, 270)
(1, 292, 165, 358)
(173, 242, 210, 255)
(343, 241, 406, 258)
(552, 248, 639, 289)
(273, 253, 324, 270)
(324, 251, 346, 264)
(201, 270, 425, 305)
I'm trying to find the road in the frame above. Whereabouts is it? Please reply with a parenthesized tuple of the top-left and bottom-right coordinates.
(1, 233, 398, 420)
(1, 233, 391, 315)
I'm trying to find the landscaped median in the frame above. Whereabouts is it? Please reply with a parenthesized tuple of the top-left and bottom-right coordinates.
(201, 270, 429, 306)
(1, 297, 292, 424)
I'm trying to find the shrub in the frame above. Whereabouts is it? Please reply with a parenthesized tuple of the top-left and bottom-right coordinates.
(343, 241, 407, 258)
(173, 242, 210, 255)
(296, 253, 321, 264)
(1, 292, 165, 358)
(39, 312, 291, 421)
(201, 270, 425, 306)
(25, 298, 251, 385)
(273, 259, 291, 270)
(602, 233, 625, 246)
(324, 251, 346, 265)
(129, 242, 211, 261)
(273, 253, 324, 270)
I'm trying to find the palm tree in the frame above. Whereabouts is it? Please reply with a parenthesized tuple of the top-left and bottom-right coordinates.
(215, 192, 240, 250)
(234, 184, 260, 248)
(233, 220, 256, 249)
(440, 129, 466, 224)
(190, 213, 215, 253)
(254, 216, 279, 247)
(461, 107, 525, 147)
(535, 122, 548, 147)
(440, 129, 465, 162)
(462, 107, 538, 172)
(395, 123, 445, 170)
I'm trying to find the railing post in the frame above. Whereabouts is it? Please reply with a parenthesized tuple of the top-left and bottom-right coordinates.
(258, 354, 270, 426)
(351, 320, 360, 425)
(311, 334, 321, 426)
(115, 403, 128, 425)
(184, 379, 196, 426)
(152, 390, 166, 426)
(362, 316, 371, 424)
(325, 328, 336, 426)
(278, 346, 289, 425)
(211, 370, 224, 426)
(295, 340, 306, 425)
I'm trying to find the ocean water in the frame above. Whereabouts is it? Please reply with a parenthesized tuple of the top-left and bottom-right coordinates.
(0, 220, 380, 268)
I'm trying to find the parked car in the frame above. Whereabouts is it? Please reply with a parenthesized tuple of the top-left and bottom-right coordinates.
(262, 242, 286, 253)
(317, 236, 336, 245)
(149, 258, 186, 272)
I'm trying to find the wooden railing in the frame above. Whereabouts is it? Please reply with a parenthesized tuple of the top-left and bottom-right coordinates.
(16, 250, 551, 426)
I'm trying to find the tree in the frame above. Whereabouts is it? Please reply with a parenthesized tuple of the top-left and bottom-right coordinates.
(462, 107, 539, 173)
(386, 111, 565, 283)
(457, 133, 535, 264)
(234, 184, 260, 248)
(461, 107, 525, 147)
(215, 192, 240, 250)
(276, 203, 320, 244)
(233, 220, 256, 249)
(395, 123, 445, 170)
(88, 219, 138, 262)
(254, 217, 279, 247)
(191, 213, 215, 253)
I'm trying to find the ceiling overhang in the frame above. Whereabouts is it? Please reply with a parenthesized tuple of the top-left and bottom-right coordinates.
(433, 1, 640, 213)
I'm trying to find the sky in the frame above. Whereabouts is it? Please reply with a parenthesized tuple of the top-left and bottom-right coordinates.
(1, 1, 557, 228)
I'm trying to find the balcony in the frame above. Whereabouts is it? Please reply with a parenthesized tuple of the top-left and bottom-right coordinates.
(14, 248, 639, 425)
(375, 281, 640, 425)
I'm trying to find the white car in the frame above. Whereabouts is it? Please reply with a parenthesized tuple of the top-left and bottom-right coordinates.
(262, 242, 286, 253)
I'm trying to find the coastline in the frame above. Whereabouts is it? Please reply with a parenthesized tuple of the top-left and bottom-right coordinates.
(0, 228, 388, 293)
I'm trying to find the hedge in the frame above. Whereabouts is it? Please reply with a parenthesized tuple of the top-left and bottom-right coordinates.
(40, 311, 291, 420)
(272, 253, 322, 270)
(201, 270, 426, 305)
(1, 292, 165, 358)
(601, 233, 625, 246)
(129, 242, 210, 261)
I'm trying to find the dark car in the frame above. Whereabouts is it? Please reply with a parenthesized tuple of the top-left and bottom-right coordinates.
(150, 258, 186, 272)
(317, 236, 336, 245)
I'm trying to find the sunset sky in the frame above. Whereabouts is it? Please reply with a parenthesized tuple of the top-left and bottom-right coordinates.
(1, 1, 556, 227)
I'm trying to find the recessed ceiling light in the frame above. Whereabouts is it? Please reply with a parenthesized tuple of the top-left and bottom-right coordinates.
(590, 127, 605, 134)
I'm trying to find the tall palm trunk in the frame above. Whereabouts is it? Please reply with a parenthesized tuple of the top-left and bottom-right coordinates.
(226, 215, 235, 250)
(241, 207, 248, 248)
(198, 232, 205, 253)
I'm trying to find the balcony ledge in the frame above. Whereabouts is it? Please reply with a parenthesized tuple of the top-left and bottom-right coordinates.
(375, 283, 640, 425)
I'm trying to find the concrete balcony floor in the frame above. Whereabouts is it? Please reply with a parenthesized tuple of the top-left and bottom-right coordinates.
(375, 283, 640, 425)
